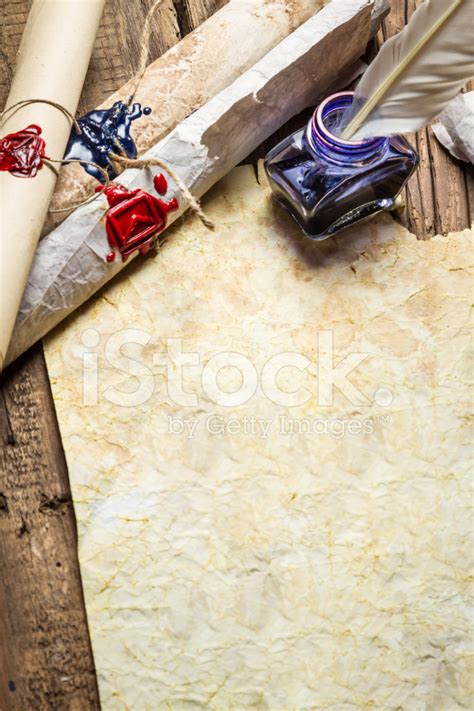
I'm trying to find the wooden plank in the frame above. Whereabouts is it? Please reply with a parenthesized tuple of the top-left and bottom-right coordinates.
(0, 345, 100, 710)
(380, 0, 473, 238)
(0, 1, 472, 709)
(78, 0, 183, 113)
(250, 1, 473, 239)
(0, 1, 220, 708)
(173, 0, 226, 35)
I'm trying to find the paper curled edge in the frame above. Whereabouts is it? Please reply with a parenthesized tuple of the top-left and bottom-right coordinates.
(5, 0, 388, 367)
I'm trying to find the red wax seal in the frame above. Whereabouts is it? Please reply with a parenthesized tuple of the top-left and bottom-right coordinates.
(0, 124, 47, 177)
(99, 173, 178, 263)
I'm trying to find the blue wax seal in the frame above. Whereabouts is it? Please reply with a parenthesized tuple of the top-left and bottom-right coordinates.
(64, 101, 152, 182)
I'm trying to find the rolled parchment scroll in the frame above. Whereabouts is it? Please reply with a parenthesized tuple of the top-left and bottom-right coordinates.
(45, 0, 328, 235)
(5, 0, 387, 366)
(0, 0, 106, 370)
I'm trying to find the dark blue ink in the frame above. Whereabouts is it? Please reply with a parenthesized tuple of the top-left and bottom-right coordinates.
(264, 92, 418, 240)
(8, 680, 16, 692)
(64, 101, 152, 182)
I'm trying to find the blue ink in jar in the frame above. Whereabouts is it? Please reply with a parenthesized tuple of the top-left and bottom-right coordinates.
(64, 101, 152, 182)
(264, 92, 418, 240)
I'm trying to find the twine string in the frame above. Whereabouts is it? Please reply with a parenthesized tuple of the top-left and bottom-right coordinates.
(41, 133, 212, 227)
(0, 99, 82, 134)
(46, 158, 111, 213)
(128, 0, 165, 105)
(110, 153, 215, 230)
(1, 2, 213, 230)
(46, 149, 213, 230)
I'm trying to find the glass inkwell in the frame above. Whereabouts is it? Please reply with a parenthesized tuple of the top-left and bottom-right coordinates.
(264, 92, 418, 240)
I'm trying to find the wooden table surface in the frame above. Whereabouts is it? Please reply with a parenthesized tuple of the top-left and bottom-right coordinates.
(0, 1, 472, 708)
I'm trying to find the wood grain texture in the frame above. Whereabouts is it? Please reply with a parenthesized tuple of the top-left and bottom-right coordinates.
(378, 0, 473, 238)
(0, 344, 100, 710)
(0, 0, 472, 708)
(251, 0, 473, 239)
(0, 1, 220, 709)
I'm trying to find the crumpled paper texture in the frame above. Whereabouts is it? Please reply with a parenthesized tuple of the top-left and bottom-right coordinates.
(432, 91, 474, 164)
(8, 0, 378, 367)
(45, 166, 473, 710)
(44, 0, 328, 235)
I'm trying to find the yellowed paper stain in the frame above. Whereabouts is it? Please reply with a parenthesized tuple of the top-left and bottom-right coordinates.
(45, 166, 473, 710)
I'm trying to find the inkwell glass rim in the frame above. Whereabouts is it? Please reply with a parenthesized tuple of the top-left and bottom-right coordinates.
(307, 91, 389, 166)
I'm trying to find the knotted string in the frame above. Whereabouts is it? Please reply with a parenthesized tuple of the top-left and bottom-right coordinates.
(104, 0, 216, 229)
(110, 153, 214, 229)
(0, 99, 213, 226)
(0, 1, 214, 229)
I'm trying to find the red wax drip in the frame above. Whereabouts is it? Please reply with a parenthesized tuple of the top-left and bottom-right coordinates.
(0, 124, 47, 177)
(101, 177, 178, 263)
(153, 173, 168, 196)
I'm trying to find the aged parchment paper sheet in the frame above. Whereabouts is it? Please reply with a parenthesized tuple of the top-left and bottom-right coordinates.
(45, 166, 473, 710)
(8, 0, 378, 366)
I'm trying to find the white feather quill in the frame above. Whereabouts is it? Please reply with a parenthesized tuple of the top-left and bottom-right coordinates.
(342, 0, 474, 140)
